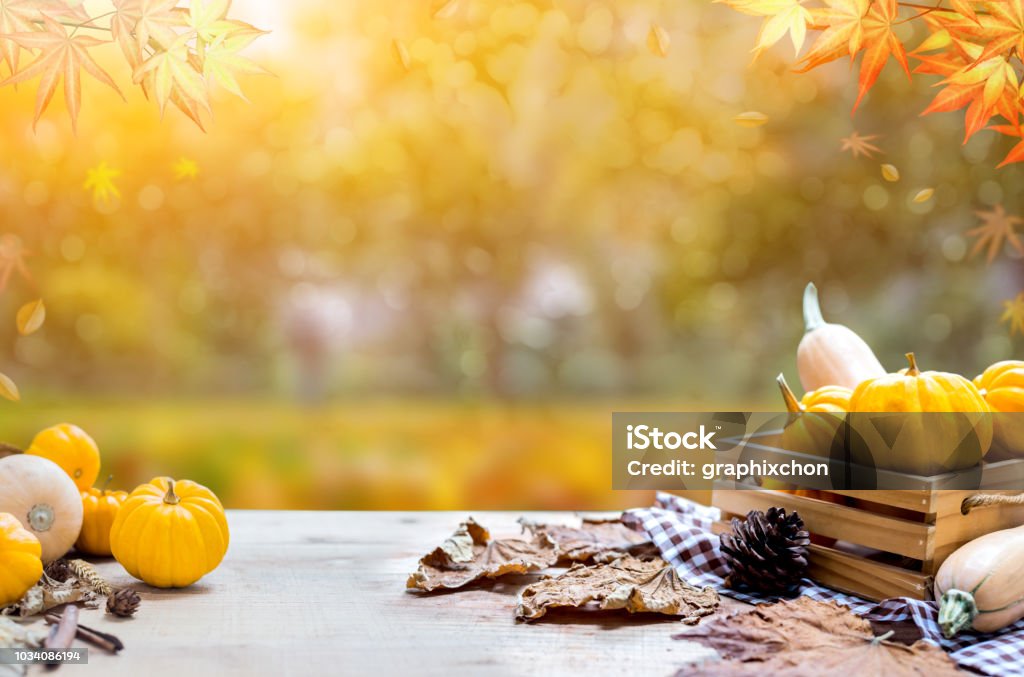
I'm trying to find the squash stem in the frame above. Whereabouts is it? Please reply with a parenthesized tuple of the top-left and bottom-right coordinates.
(905, 352, 920, 377)
(100, 474, 114, 495)
(803, 283, 825, 333)
(777, 374, 804, 414)
(870, 630, 895, 645)
(939, 589, 977, 638)
(163, 479, 181, 506)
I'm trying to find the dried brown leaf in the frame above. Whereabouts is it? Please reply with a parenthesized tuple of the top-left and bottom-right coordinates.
(407, 518, 557, 592)
(432, 0, 459, 20)
(674, 597, 959, 676)
(15, 299, 44, 336)
(912, 188, 934, 203)
(520, 517, 655, 563)
(0, 373, 19, 402)
(391, 38, 411, 72)
(516, 556, 719, 622)
(647, 24, 671, 57)
(733, 111, 768, 127)
(881, 163, 900, 182)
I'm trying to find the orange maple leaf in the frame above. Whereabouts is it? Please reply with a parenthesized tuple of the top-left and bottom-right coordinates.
(797, 0, 910, 110)
(0, 14, 124, 132)
(854, 0, 910, 110)
(800, 0, 869, 71)
(918, 40, 1020, 142)
(967, 204, 1024, 264)
(989, 123, 1024, 167)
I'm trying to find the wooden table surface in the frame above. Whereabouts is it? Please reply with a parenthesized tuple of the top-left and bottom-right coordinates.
(45, 511, 745, 677)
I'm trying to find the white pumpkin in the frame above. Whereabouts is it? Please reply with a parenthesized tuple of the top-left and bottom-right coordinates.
(0, 454, 84, 562)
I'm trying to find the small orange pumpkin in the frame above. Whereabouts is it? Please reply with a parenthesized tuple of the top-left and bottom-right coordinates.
(76, 477, 128, 557)
(778, 373, 851, 456)
(26, 423, 100, 492)
(849, 353, 992, 475)
(111, 477, 229, 588)
(0, 512, 42, 607)
(974, 360, 1024, 457)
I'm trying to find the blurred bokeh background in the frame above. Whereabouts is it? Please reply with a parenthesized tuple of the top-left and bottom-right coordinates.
(0, 0, 1021, 509)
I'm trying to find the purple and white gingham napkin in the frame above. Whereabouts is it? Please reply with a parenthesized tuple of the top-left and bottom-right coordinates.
(623, 492, 1024, 676)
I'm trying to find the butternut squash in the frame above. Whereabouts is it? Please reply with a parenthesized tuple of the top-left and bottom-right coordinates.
(935, 525, 1024, 637)
(797, 283, 885, 392)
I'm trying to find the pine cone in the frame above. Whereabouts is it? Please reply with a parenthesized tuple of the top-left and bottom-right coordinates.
(43, 559, 72, 583)
(720, 507, 810, 594)
(106, 589, 141, 618)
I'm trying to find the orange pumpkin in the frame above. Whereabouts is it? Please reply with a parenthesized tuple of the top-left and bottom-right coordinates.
(75, 478, 128, 556)
(974, 360, 1024, 458)
(849, 353, 992, 475)
(26, 424, 100, 492)
(777, 373, 851, 456)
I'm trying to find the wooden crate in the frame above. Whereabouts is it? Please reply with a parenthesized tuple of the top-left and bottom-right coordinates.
(711, 433, 1024, 601)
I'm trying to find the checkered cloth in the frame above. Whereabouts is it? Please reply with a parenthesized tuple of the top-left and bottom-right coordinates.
(623, 492, 1024, 676)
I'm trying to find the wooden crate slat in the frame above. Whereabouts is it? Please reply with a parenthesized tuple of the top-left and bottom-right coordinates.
(714, 488, 934, 561)
(805, 544, 933, 602)
(821, 489, 935, 514)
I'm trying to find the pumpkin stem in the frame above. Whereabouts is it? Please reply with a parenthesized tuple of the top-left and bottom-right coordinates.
(163, 479, 181, 506)
(905, 352, 921, 376)
(938, 589, 977, 638)
(803, 283, 825, 333)
(100, 474, 114, 494)
(777, 373, 804, 414)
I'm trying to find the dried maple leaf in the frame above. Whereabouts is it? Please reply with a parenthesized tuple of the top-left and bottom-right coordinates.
(839, 130, 882, 158)
(0, 14, 123, 132)
(1001, 292, 1024, 335)
(407, 518, 557, 592)
(967, 203, 1024, 264)
(516, 556, 719, 622)
(519, 517, 657, 564)
(675, 597, 959, 676)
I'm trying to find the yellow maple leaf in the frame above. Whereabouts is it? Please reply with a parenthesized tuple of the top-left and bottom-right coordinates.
(174, 157, 200, 180)
(718, 0, 812, 56)
(1001, 293, 1024, 336)
(134, 37, 210, 116)
(202, 26, 269, 100)
(83, 162, 122, 205)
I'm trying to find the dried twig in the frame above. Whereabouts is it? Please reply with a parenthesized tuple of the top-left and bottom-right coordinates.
(43, 606, 77, 670)
(44, 614, 123, 654)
